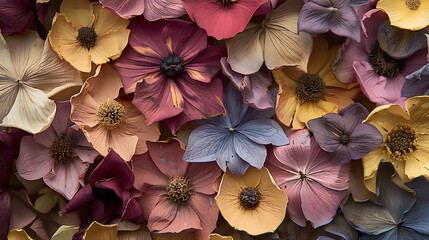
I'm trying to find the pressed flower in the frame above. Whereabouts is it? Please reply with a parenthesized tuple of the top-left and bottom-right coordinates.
(0, 0, 48, 34)
(48, 0, 130, 73)
(182, 84, 289, 176)
(113, 18, 225, 133)
(0, 31, 81, 134)
(99, 0, 186, 20)
(266, 129, 350, 228)
(182, 0, 267, 40)
(376, 0, 429, 31)
(60, 150, 143, 239)
(342, 162, 429, 239)
(226, 0, 313, 75)
(83, 222, 118, 240)
(273, 36, 360, 129)
(362, 96, 429, 193)
(7, 229, 33, 240)
(133, 139, 221, 239)
(0, 129, 15, 239)
(307, 103, 383, 163)
(16, 102, 98, 200)
(209, 233, 233, 240)
(322, 213, 359, 240)
(332, 9, 427, 107)
(215, 167, 287, 235)
(220, 57, 273, 110)
(70, 64, 160, 161)
(51, 225, 79, 240)
(298, 0, 361, 42)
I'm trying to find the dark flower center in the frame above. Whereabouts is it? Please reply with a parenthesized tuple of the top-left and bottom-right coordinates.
(385, 123, 417, 159)
(299, 170, 307, 180)
(239, 187, 261, 210)
(93, 187, 122, 208)
(50, 136, 74, 164)
(96, 99, 126, 130)
(339, 134, 350, 145)
(368, 44, 404, 78)
(295, 73, 326, 104)
(160, 54, 184, 78)
(166, 176, 191, 204)
(219, 0, 238, 8)
(77, 27, 97, 49)
(406, 0, 421, 10)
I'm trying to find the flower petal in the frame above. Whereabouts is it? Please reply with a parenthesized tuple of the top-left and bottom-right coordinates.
(89, 28, 130, 65)
(99, 0, 144, 19)
(146, 140, 188, 178)
(143, 0, 186, 21)
(236, 119, 288, 146)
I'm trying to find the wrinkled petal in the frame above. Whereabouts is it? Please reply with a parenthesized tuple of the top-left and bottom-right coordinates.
(236, 119, 288, 146)
(144, 0, 186, 21)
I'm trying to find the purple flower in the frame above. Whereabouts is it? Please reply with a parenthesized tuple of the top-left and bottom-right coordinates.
(182, 84, 289, 176)
(60, 150, 143, 238)
(308, 103, 383, 163)
(342, 162, 429, 239)
(0, 0, 48, 35)
(220, 57, 273, 110)
(265, 129, 350, 228)
(298, 0, 361, 42)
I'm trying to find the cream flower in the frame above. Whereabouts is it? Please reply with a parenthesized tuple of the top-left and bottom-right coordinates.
(48, 0, 130, 72)
(0, 31, 81, 134)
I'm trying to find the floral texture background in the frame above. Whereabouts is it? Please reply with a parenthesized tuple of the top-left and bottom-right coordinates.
(1, 0, 429, 239)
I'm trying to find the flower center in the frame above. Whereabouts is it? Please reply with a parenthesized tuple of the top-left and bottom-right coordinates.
(295, 73, 326, 104)
(96, 99, 126, 130)
(368, 44, 404, 78)
(299, 170, 307, 180)
(50, 136, 74, 164)
(239, 187, 261, 210)
(219, 0, 238, 8)
(77, 27, 97, 49)
(339, 134, 350, 145)
(406, 0, 421, 10)
(166, 176, 191, 204)
(160, 54, 184, 78)
(384, 123, 417, 159)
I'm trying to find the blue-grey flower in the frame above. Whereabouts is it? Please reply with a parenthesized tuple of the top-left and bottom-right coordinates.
(342, 162, 429, 239)
(298, 0, 361, 42)
(182, 84, 289, 176)
(308, 103, 383, 163)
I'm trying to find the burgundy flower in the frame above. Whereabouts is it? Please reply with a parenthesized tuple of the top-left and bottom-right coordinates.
(60, 150, 143, 239)
(114, 18, 226, 133)
(0, 0, 48, 34)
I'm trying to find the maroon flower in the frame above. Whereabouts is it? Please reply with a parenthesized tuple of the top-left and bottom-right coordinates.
(0, 0, 48, 35)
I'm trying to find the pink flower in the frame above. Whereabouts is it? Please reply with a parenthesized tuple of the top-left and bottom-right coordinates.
(265, 129, 350, 228)
(16, 102, 99, 200)
(182, 0, 267, 40)
(332, 9, 427, 107)
(99, 0, 186, 21)
(114, 18, 226, 134)
(133, 139, 221, 239)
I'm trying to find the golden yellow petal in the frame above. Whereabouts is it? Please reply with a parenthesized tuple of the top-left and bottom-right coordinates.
(297, 100, 338, 126)
(209, 233, 233, 240)
(272, 69, 299, 87)
(377, 0, 429, 31)
(49, 13, 92, 72)
(406, 96, 429, 134)
(7, 229, 33, 240)
(275, 81, 298, 127)
(390, 159, 409, 184)
(83, 221, 118, 240)
(362, 147, 387, 193)
(1, 85, 56, 134)
(325, 86, 361, 110)
(93, 4, 130, 36)
(60, 0, 94, 28)
(307, 35, 329, 74)
(52, 225, 80, 240)
(404, 134, 429, 180)
(320, 60, 359, 90)
(349, 160, 377, 201)
(363, 104, 410, 136)
(89, 28, 130, 65)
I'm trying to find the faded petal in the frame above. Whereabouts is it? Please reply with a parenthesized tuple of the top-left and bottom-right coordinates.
(16, 136, 53, 180)
(236, 119, 288, 146)
(99, 0, 144, 19)
(143, 0, 186, 21)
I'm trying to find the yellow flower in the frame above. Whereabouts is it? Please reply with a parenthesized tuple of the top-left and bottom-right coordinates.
(209, 233, 233, 240)
(377, 0, 429, 31)
(215, 167, 287, 236)
(83, 222, 118, 240)
(48, 0, 130, 72)
(362, 96, 429, 193)
(7, 229, 33, 240)
(0, 31, 81, 134)
(273, 36, 360, 129)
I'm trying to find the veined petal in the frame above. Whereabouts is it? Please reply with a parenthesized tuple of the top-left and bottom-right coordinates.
(0, 81, 18, 124)
(236, 119, 288, 146)
(99, 0, 144, 19)
(232, 133, 266, 170)
(143, 0, 186, 21)
(93, 4, 129, 36)
(89, 28, 130, 65)
(60, 0, 94, 28)
(1, 85, 55, 134)
(376, 0, 429, 31)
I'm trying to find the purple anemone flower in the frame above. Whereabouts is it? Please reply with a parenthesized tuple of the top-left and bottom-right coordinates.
(182, 84, 289, 176)
(60, 150, 143, 239)
(298, 0, 361, 42)
(220, 57, 273, 110)
(266, 129, 350, 228)
(342, 162, 429, 239)
(307, 102, 383, 163)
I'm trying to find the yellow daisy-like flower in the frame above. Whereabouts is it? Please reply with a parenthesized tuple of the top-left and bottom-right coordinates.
(377, 0, 429, 31)
(362, 96, 429, 193)
(48, 0, 130, 72)
(273, 36, 360, 129)
(215, 167, 287, 236)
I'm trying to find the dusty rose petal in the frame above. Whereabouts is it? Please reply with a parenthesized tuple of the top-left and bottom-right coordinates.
(146, 141, 188, 178)
(99, 0, 145, 19)
(186, 162, 221, 195)
(143, 0, 186, 21)
(147, 197, 178, 231)
(16, 136, 53, 180)
(160, 204, 202, 233)
(133, 154, 169, 191)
